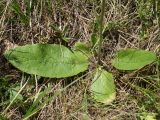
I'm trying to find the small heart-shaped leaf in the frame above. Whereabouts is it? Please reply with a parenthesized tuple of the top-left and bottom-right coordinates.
(90, 68, 116, 104)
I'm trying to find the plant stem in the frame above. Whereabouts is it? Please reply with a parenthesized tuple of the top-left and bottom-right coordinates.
(98, 0, 105, 64)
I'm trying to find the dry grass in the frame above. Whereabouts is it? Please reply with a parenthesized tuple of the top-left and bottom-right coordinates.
(0, 0, 160, 120)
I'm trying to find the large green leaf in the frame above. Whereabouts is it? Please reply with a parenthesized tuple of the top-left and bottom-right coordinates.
(4, 44, 89, 78)
(90, 68, 116, 104)
(112, 49, 157, 70)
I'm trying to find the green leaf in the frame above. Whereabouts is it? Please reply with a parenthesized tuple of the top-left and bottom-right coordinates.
(50, 25, 70, 42)
(4, 44, 89, 78)
(9, 86, 23, 102)
(139, 112, 157, 120)
(90, 68, 116, 104)
(74, 42, 91, 56)
(112, 49, 157, 70)
(90, 16, 100, 48)
(91, 33, 98, 47)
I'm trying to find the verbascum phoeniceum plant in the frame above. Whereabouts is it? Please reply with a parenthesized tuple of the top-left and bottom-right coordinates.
(4, 0, 158, 107)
